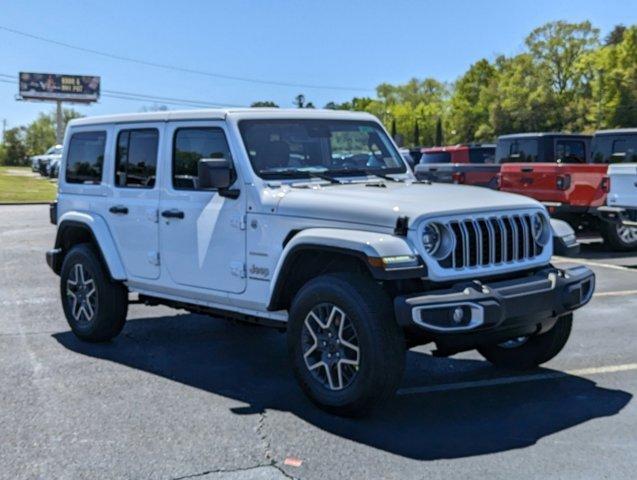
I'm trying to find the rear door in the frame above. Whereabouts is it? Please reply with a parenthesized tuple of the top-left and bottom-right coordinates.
(105, 124, 162, 280)
(158, 121, 247, 294)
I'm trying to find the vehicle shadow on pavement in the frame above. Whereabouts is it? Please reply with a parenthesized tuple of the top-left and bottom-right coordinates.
(53, 313, 632, 461)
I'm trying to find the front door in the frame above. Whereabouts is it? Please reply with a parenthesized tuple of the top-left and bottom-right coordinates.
(159, 121, 247, 294)
(106, 123, 162, 280)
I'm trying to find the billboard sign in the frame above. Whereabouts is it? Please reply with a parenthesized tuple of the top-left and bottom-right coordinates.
(19, 72, 100, 102)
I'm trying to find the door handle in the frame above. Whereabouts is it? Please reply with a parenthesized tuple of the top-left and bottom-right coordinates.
(161, 209, 185, 219)
(521, 167, 534, 173)
(109, 205, 128, 215)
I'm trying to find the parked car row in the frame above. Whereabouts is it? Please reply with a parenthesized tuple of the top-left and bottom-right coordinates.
(30, 144, 63, 178)
(414, 128, 637, 251)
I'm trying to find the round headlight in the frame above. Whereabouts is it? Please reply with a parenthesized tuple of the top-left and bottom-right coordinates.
(532, 213, 550, 246)
(422, 223, 441, 254)
(422, 222, 454, 259)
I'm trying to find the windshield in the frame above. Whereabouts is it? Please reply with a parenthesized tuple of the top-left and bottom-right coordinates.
(420, 152, 451, 164)
(239, 119, 407, 179)
(46, 146, 63, 155)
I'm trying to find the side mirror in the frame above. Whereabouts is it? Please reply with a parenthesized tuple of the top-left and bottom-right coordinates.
(198, 158, 232, 190)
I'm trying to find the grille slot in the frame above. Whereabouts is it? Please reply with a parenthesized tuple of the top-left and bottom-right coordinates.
(444, 213, 542, 270)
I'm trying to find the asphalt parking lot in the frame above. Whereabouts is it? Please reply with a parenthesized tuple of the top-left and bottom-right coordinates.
(1, 205, 636, 480)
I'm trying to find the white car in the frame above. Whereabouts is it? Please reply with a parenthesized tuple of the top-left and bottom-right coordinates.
(31, 144, 63, 174)
(46, 109, 594, 415)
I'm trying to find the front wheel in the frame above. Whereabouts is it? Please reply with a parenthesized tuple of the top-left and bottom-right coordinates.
(600, 222, 637, 251)
(60, 244, 128, 342)
(287, 273, 405, 417)
(477, 314, 573, 370)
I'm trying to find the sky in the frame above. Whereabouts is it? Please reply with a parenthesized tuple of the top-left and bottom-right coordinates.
(1, 0, 635, 130)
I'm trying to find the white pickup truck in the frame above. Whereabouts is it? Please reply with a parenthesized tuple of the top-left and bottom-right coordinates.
(46, 109, 595, 416)
(600, 129, 637, 228)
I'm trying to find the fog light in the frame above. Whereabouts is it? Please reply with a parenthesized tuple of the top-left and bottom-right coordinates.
(452, 307, 464, 324)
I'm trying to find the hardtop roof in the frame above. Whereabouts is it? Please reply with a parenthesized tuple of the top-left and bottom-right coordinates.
(68, 108, 378, 127)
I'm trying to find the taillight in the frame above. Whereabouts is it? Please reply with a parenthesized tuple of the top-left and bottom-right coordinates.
(556, 174, 571, 190)
(601, 176, 610, 193)
(452, 172, 465, 184)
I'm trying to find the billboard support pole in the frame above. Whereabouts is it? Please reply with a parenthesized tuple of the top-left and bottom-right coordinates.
(55, 100, 63, 144)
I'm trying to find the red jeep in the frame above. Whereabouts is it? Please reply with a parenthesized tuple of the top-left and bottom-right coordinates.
(497, 132, 634, 251)
(414, 144, 498, 187)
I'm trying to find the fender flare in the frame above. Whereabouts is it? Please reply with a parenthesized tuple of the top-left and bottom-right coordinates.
(267, 228, 423, 310)
(55, 212, 127, 280)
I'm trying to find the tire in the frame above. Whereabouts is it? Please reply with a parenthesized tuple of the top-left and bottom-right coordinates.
(600, 221, 637, 251)
(477, 314, 573, 370)
(287, 273, 405, 417)
(60, 244, 128, 342)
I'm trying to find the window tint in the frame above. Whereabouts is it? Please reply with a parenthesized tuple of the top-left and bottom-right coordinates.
(592, 134, 637, 163)
(115, 129, 159, 188)
(65, 131, 106, 184)
(555, 140, 586, 164)
(469, 147, 495, 164)
(508, 139, 538, 162)
(173, 128, 232, 190)
(420, 152, 451, 164)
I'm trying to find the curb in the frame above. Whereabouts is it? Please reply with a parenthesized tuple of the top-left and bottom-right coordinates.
(0, 202, 52, 206)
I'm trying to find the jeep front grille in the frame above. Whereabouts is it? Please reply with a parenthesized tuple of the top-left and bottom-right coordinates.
(440, 213, 544, 270)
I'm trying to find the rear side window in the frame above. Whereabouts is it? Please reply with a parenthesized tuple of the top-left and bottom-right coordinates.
(65, 131, 106, 184)
(173, 127, 232, 190)
(555, 140, 586, 164)
(420, 152, 451, 164)
(469, 148, 495, 164)
(115, 129, 159, 188)
(592, 134, 637, 163)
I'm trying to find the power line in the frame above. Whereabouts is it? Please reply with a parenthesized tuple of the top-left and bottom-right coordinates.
(0, 72, 246, 108)
(0, 24, 373, 93)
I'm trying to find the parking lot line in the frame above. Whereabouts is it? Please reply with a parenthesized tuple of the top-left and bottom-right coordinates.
(552, 256, 637, 272)
(397, 363, 637, 396)
(594, 289, 637, 297)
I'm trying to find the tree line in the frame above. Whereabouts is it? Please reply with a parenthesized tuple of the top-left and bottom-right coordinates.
(255, 21, 637, 147)
(2, 20, 635, 165)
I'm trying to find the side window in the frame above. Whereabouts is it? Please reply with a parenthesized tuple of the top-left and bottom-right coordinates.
(173, 127, 232, 190)
(65, 131, 106, 184)
(115, 129, 159, 188)
(555, 140, 586, 164)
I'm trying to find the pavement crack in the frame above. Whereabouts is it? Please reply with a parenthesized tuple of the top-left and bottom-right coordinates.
(256, 408, 274, 463)
(171, 463, 295, 480)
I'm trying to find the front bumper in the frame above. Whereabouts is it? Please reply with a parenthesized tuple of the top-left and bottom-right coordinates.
(394, 266, 595, 352)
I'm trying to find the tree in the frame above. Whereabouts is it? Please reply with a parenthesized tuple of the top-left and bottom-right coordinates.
(434, 118, 443, 146)
(1, 127, 28, 166)
(251, 101, 279, 108)
(25, 113, 56, 156)
(413, 120, 420, 146)
(294, 94, 315, 108)
(605, 25, 627, 46)
(448, 59, 496, 143)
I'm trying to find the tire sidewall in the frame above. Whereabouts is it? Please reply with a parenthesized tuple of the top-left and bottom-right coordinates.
(287, 275, 401, 412)
(60, 245, 108, 337)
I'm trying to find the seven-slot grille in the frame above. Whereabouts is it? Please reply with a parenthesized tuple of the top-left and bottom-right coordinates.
(439, 213, 543, 269)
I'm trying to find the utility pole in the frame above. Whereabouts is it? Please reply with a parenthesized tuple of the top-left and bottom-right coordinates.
(55, 101, 64, 144)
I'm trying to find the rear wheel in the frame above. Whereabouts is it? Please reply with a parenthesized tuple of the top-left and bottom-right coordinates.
(287, 273, 405, 417)
(60, 244, 128, 342)
(600, 222, 637, 251)
(477, 314, 573, 370)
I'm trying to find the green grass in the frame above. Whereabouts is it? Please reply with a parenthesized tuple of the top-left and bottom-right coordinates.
(0, 166, 57, 203)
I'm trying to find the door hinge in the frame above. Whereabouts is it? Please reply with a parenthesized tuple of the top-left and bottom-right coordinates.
(230, 261, 246, 278)
(148, 251, 160, 266)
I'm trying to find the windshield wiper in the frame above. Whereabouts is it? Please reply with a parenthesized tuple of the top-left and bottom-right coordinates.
(259, 169, 342, 184)
(329, 168, 405, 183)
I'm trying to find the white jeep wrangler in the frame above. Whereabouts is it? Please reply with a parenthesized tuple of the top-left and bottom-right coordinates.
(47, 109, 595, 415)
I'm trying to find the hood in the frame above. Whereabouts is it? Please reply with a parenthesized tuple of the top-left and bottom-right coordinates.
(274, 181, 542, 229)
